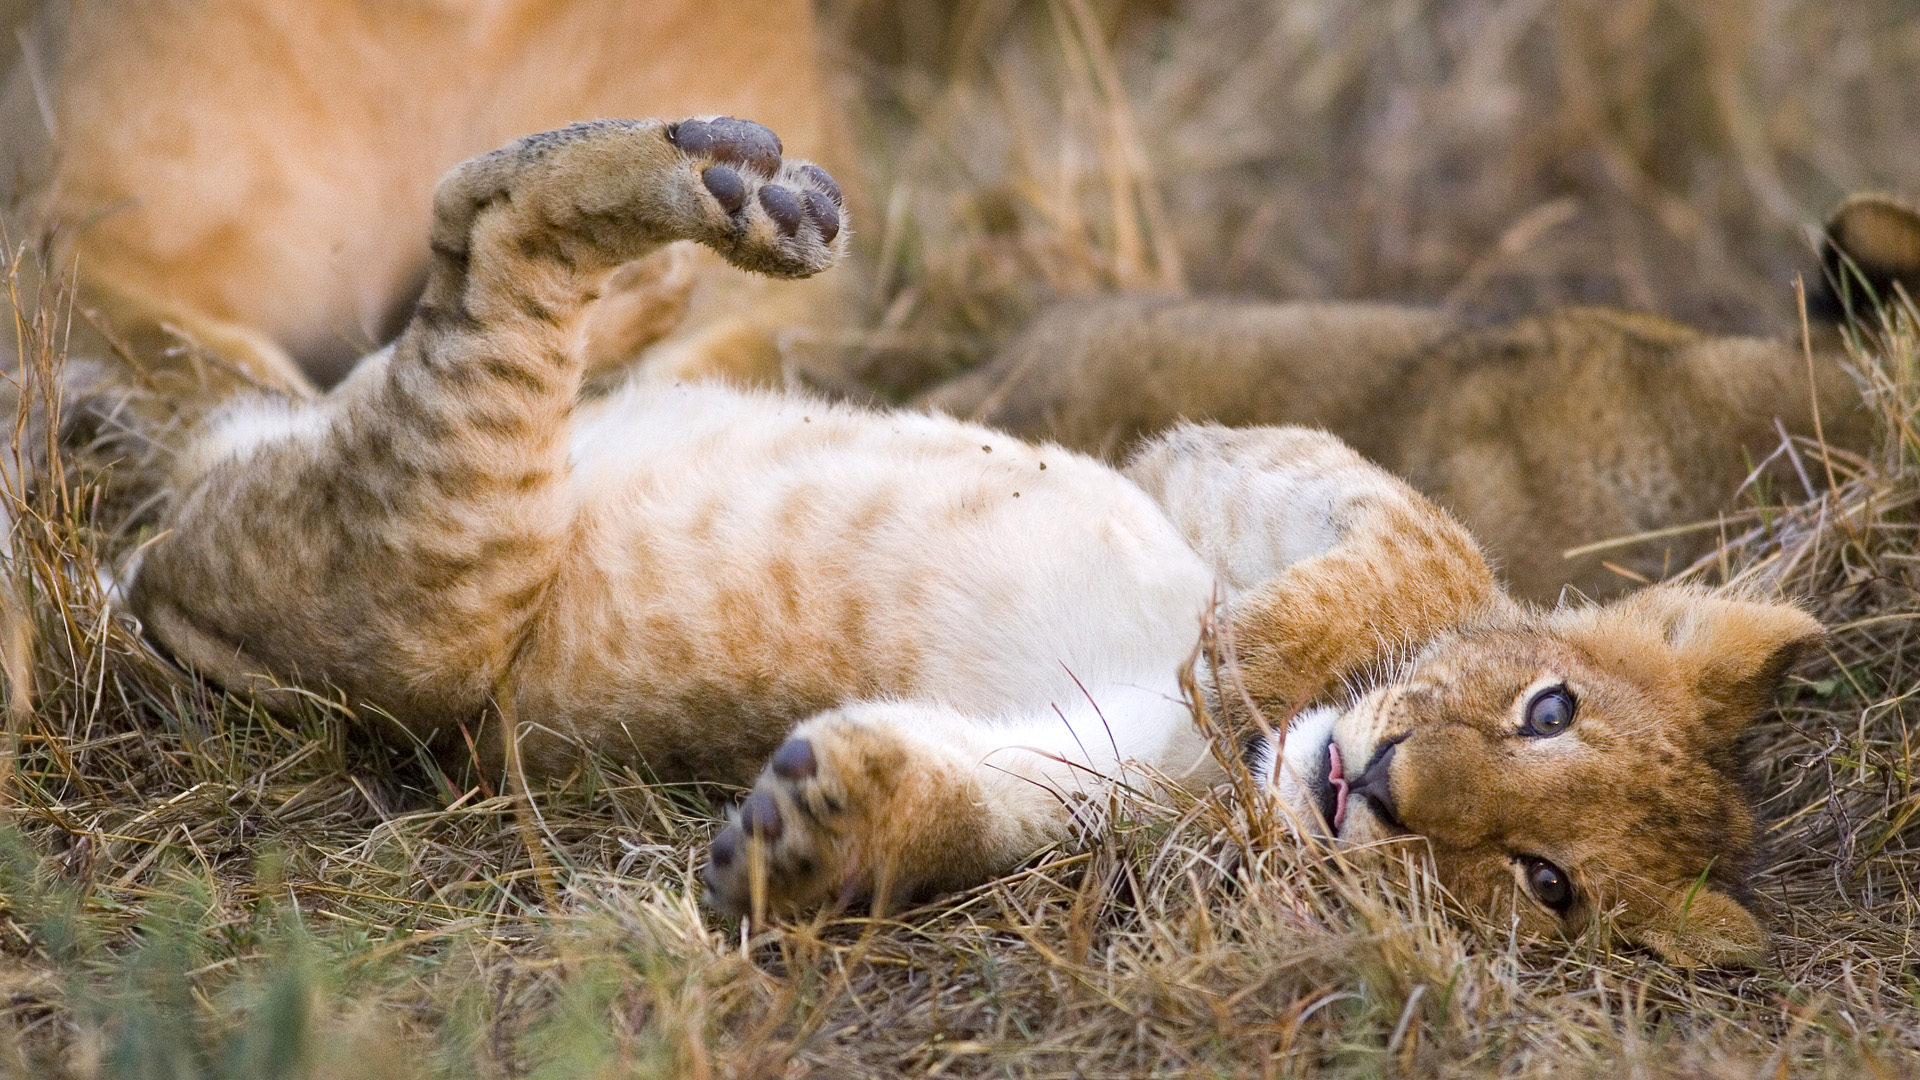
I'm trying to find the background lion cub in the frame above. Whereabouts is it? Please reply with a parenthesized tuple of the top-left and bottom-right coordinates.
(925, 195, 1920, 602)
(128, 118, 1819, 968)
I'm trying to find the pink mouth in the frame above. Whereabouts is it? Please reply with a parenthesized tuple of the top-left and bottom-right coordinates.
(1328, 741, 1351, 832)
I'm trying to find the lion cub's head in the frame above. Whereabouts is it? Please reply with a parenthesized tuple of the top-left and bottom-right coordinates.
(1274, 586, 1823, 967)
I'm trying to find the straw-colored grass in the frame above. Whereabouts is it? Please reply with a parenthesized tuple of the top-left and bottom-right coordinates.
(5, 2, 1920, 1077)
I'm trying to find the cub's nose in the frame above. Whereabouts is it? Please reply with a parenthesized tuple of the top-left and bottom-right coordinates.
(1348, 739, 1406, 832)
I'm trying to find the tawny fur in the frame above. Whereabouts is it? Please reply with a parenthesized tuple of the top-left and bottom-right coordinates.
(128, 118, 1819, 969)
(923, 196, 1920, 603)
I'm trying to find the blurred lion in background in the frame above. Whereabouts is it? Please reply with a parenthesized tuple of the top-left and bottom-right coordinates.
(0, 0, 849, 403)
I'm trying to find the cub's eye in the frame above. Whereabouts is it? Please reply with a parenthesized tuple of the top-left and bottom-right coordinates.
(1520, 685, 1575, 736)
(1522, 857, 1575, 913)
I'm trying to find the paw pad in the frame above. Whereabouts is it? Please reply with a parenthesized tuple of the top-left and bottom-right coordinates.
(668, 117, 783, 174)
(741, 790, 784, 840)
(664, 115, 847, 277)
(701, 166, 747, 214)
(709, 826, 738, 869)
(771, 737, 818, 779)
(703, 726, 859, 917)
(795, 165, 841, 207)
(759, 185, 804, 237)
(802, 192, 840, 243)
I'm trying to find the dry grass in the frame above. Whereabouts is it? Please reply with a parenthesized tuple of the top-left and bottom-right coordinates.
(4, 2, 1920, 1077)
(814, 0, 1920, 394)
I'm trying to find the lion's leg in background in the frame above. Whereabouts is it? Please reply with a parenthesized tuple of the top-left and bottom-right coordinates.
(918, 298, 1456, 458)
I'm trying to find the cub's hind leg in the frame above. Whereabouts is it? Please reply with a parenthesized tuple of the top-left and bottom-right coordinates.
(130, 118, 847, 738)
(701, 704, 1071, 918)
(1125, 424, 1509, 714)
(701, 688, 1207, 919)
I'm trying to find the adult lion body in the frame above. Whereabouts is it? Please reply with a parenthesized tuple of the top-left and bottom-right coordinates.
(0, 0, 843, 393)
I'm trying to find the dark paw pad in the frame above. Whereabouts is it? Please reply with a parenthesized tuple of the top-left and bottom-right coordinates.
(702, 166, 747, 214)
(742, 790, 784, 841)
(796, 164, 842, 208)
(709, 827, 737, 869)
(759, 185, 804, 237)
(669, 117, 783, 174)
(802, 192, 840, 243)
(771, 737, 818, 780)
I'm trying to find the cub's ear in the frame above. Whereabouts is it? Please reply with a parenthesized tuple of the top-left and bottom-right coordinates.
(1817, 193, 1920, 319)
(1617, 586, 1826, 744)
(1631, 886, 1768, 969)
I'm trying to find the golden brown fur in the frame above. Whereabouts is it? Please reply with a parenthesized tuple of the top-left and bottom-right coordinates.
(924, 196, 1920, 603)
(129, 117, 852, 747)
(1315, 585, 1820, 966)
(699, 420, 1819, 968)
(0, 0, 846, 399)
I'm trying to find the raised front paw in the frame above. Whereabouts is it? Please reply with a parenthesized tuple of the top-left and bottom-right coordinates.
(430, 115, 847, 287)
(702, 708, 976, 920)
(663, 116, 846, 278)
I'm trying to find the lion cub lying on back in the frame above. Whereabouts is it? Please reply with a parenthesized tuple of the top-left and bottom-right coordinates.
(127, 118, 1821, 968)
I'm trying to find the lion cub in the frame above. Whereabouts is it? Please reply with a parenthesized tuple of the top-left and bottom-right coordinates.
(128, 118, 1819, 968)
(926, 195, 1920, 602)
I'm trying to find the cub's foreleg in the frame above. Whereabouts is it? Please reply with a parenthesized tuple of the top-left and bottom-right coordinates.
(129, 119, 846, 736)
(1125, 424, 1511, 714)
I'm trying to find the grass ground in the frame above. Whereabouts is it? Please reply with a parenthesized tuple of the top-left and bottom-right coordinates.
(5, 2, 1920, 1077)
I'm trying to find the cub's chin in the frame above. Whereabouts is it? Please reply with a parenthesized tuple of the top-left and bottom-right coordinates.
(1255, 705, 1405, 844)
(1257, 706, 1338, 837)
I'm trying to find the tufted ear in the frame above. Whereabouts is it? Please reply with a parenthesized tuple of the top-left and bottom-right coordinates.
(1631, 886, 1768, 969)
(1616, 586, 1826, 745)
(1817, 193, 1920, 320)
